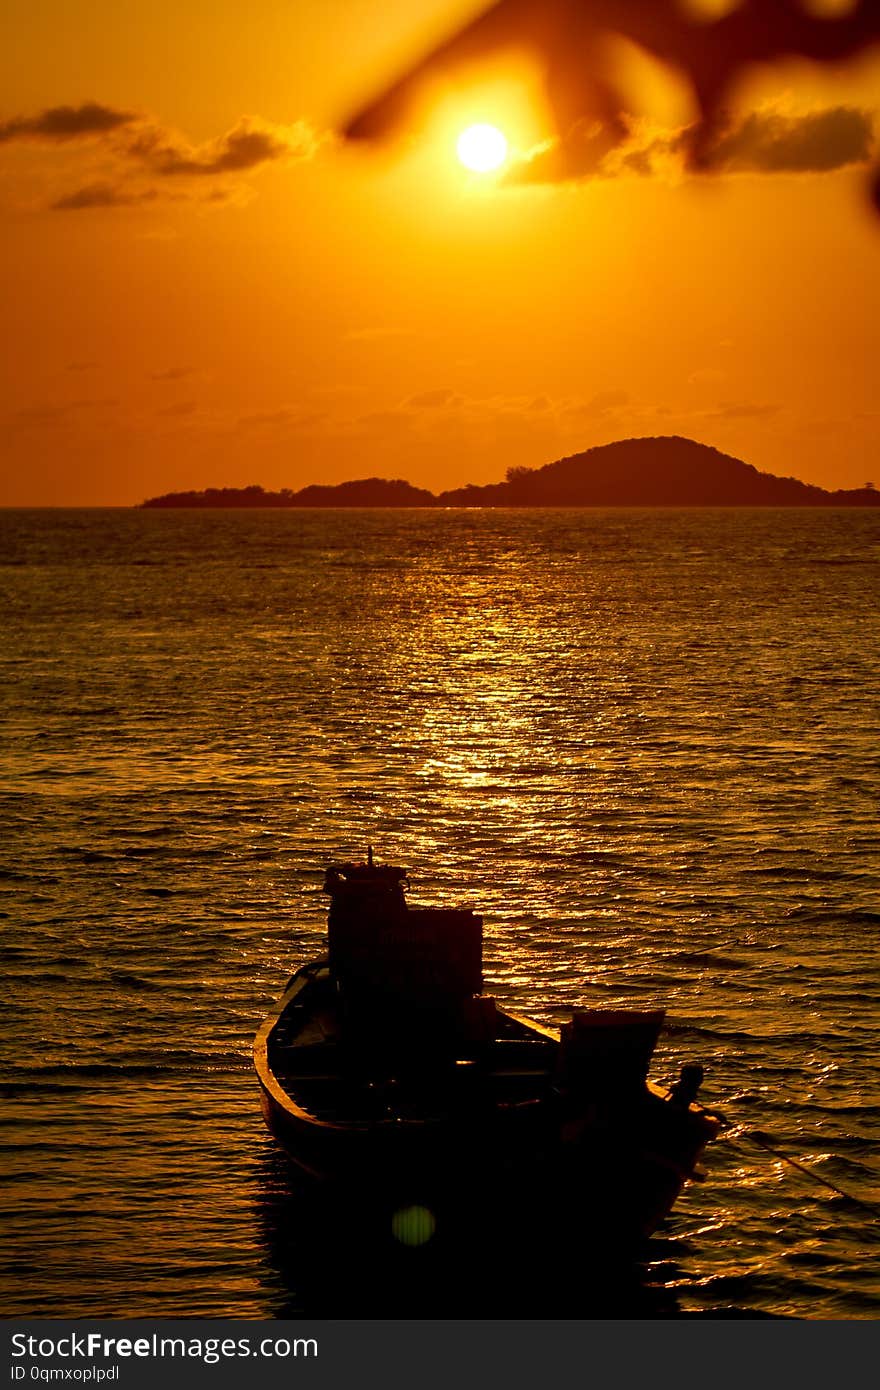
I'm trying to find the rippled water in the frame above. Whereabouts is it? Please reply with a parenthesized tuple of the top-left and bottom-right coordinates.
(1, 507, 878, 1319)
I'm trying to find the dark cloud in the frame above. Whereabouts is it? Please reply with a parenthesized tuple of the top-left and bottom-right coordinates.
(506, 106, 875, 186)
(0, 102, 137, 144)
(198, 126, 289, 173)
(50, 183, 157, 211)
(127, 120, 313, 177)
(706, 106, 874, 173)
(10, 398, 117, 426)
(150, 367, 195, 382)
(1, 104, 321, 213)
(0, 103, 313, 174)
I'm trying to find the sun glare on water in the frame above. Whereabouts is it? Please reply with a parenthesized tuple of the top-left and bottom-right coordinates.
(456, 123, 508, 173)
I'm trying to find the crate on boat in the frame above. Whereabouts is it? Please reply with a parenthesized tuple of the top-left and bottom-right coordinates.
(556, 1009, 665, 1097)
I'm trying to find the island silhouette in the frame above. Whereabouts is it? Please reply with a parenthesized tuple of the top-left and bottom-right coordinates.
(141, 436, 879, 508)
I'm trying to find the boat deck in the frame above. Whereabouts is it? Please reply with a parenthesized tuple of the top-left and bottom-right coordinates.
(266, 966, 559, 1126)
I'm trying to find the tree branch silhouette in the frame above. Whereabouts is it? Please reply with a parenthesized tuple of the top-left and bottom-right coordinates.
(342, 0, 880, 211)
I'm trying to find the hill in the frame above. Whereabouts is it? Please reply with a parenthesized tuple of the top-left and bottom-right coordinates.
(437, 437, 878, 506)
(140, 438, 879, 508)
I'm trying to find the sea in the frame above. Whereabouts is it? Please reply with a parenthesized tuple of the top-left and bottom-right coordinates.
(1, 506, 878, 1320)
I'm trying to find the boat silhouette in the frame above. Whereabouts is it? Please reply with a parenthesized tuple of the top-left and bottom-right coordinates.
(254, 850, 719, 1247)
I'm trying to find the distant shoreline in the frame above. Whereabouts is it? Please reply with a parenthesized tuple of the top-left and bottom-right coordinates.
(139, 436, 880, 510)
(137, 499, 880, 510)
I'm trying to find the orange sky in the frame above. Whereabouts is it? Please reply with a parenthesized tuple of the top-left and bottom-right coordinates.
(1, 0, 879, 505)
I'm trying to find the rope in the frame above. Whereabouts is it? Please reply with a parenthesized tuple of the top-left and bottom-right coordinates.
(711, 1105, 880, 1222)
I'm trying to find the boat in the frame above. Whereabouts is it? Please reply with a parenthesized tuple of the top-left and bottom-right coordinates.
(254, 851, 720, 1245)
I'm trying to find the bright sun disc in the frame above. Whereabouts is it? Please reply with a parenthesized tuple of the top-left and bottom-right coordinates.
(456, 123, 508, 173)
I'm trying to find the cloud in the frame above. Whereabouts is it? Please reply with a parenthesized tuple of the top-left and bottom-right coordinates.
(240, 408, 299, 427)
(150, 366, 196, 382)
(707, 401, 780, 420)
(0, 102, 137, 144)
(585, 389, 630, 413)
(354, 408, 417, 437)
(157, 401, 198, 417)
(405, 388, 458, 408)
(125, 118, 318, 177)
(0, 102, 322, 212)
(9, 398, 117, 427)
(235, 407, 325, 431)
(505, 123, 622, 186)
(706, 106, 874, 173)
(50, 182, 158, 210)
(49, 181, 251, 213)
(12, 403, 78, 426)
(561, 390, 631, 419)
(346, 388, 782, 442)
(505, 105, 876, 186)
(688, 368, 727, 386)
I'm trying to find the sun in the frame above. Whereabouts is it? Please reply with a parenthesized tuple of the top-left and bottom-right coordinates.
(456, 123, 508, 173)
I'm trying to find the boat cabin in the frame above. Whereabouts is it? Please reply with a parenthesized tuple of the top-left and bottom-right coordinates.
(323, 851, 485, 1049)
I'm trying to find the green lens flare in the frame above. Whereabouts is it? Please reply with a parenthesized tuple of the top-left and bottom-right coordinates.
(391, 1205, 436, 1246)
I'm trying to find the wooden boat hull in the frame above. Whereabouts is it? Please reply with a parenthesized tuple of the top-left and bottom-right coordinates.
(254, 960, 718, 1243)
